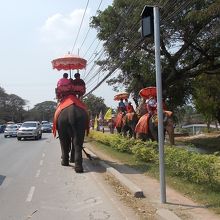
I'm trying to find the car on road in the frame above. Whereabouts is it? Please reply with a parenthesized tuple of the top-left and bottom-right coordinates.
(41, 123, 52, 133)
(4, 124, 19, 137)
(17, 121, 42, 140)
(0, 124, 6, 133)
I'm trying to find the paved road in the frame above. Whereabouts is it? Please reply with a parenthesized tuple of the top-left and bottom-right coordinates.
(0, 133, 137, 220)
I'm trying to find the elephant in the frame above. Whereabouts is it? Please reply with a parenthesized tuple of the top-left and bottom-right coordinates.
(54, 100, 89, 173)
(122, 112, 139, 138)
(135, 111, 175, 145)
(115, 111, 139, 138)
(115, 111, 125, 134)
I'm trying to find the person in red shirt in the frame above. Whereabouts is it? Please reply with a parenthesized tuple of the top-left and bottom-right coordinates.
(126, 102, 134, 113)
(57, 73, 70, 87)
(70, 73, 86, 98)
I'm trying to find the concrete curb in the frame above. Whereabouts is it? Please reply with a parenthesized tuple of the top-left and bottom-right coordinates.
(99, 161, 144, 198)
(85, 148, 144, 198)
(85, 147, 183, 220)
(156, 208, 182, 220)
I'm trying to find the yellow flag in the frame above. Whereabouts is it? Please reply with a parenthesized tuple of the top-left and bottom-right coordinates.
(104, 108, 112, 120)
(94, 116, 98, 129)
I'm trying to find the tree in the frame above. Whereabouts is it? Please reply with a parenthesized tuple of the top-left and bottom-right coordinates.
(193, 74, 220, 127)
(0, 87, 27, 123)
(91, 0, 220, 110)
(30, 101, 57, 122)
(6, 94, 27, 122)
(83, 94, 108, 118)
(0, 86, 8, 123)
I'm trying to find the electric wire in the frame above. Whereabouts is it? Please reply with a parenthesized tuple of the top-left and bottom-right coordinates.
(78, 0, 103, 52)
(83, 0, 142, 82)
(84, 0, 195, 96)
(85, 28, 144, 90)
(71, 0, 90, 54)
(84, 38, 144, 97)
(83, 0, 141, 63)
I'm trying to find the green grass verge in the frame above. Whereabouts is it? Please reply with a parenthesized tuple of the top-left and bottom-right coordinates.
(87, 138, 220, 214)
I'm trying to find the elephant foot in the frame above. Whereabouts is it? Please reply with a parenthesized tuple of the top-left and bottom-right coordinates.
(69, 158, 75, 163)
(75, 166, 84, 173)
(61, 160, 69, 166)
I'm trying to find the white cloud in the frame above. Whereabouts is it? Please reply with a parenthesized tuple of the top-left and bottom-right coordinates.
(39, 9, 92, 50)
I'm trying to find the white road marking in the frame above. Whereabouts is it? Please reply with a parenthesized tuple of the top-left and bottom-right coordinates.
(26, 186, 35, 202)
(35, 170, 41, 178)
(39, 160, 43, 166)
(42, 153, 45, 158)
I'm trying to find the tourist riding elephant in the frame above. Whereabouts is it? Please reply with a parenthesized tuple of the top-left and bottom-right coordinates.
(53, 95, 89, 173)
(135, 111, 175, 145)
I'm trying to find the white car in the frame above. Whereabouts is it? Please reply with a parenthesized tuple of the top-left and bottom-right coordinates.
(4, 124, 19, 138)
(17, 121, 42, 140)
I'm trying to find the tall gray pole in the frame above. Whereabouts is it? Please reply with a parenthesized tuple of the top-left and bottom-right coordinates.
(153, 6, 166, 203)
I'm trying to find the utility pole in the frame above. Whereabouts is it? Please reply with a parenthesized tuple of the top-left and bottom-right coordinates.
(154, 6, 166, 203)
(141, 5, 166, 203)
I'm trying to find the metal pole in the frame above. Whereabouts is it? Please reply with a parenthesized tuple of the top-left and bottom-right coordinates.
(154, 6, 166, 203)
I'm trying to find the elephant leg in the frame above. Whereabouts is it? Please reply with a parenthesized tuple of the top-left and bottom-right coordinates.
(128, 127, 133, 138)
(73, 133, 84, 173)
(72, 119, 87, 173)
(166, 124, 175, 145)
(59, 134, 71, 166)
(148, 120, 158, 142)
(69, 138, 75, 163)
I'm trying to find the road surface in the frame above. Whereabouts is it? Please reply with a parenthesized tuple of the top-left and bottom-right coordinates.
(0, 133, 138, 220)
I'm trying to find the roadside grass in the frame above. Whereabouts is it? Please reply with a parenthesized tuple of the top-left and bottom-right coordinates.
(87, 138, 220, 214)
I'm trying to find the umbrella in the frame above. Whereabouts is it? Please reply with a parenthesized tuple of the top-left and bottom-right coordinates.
(139, 87, 157, 99)
(51, 53, 87, 77)
(114, 92, 129, 101)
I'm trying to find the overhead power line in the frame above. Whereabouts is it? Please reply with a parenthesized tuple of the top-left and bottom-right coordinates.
(71, 0, 90, 54)
(79, 0, 103, 52)
(83, 1, 142, 82)
(84, 38, 144, 97)
(85, 0, 195, 94)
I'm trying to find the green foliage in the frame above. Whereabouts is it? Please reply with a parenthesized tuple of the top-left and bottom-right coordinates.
(131, 140, 158, 163)
(0, 86, 27, 123)
(89, 130, 219, 186)
(91, 0, 220, 111)
(165, 147, 219, 185)
(30, 101, 57, 122)
(193, 74, 220, 124)
(83, 94, 108, 118)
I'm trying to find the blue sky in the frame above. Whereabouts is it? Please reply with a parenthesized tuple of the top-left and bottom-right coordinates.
(0, 0, 120, 109)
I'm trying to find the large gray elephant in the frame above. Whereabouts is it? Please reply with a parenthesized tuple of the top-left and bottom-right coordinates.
(56, 104, 89, 173)
(149, 112, 175, 145)
(136, 111, 175, 145)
